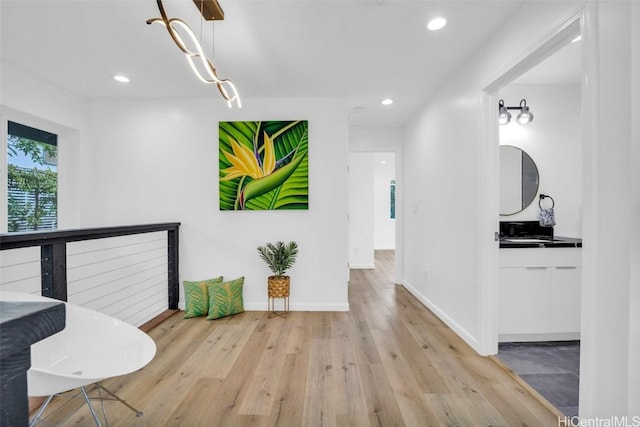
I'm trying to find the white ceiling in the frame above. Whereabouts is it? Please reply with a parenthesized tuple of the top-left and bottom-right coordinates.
(1, 0, 532, 128)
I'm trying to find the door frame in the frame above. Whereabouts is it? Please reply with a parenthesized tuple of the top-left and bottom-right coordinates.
(476, 7, 587, 355)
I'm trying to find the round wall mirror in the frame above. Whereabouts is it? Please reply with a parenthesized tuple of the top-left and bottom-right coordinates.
(500, 145, 539, 216)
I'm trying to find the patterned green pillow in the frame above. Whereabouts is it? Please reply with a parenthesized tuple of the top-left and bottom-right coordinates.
(183, 276, 223, 319)
(207, 277, 244, 320)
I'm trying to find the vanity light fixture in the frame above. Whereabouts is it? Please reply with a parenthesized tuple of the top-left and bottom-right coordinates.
(147, 0, 241, 108)
(498, 99, 534, 125)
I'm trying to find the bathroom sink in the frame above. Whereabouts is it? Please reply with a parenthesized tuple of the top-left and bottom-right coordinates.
(500, 234, 582, 248)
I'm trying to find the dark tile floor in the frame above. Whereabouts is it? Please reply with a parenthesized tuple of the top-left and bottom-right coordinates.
(498, 341, 580, 418)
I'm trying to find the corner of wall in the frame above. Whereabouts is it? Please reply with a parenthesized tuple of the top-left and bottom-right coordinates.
(400, 280, 480, 353)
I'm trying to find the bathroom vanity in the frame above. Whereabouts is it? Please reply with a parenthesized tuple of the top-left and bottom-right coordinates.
(498, 221, 582, 342)
(498, 144, 583, 342)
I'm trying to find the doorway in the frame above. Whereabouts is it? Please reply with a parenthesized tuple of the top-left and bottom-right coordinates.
(348, 151, 396, 270)
(484, 11, 584, 419)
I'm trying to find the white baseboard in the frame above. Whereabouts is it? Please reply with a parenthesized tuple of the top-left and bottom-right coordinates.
(401, 280, 479, 351)
(499, 332, 580, 342)
(244, 302, 349, 312)
(349, 264, 376, 269)
(179, 301, 349, 312)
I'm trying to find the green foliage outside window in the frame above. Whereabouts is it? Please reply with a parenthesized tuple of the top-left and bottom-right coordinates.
(7, 134, 58, 232)
(390, 180, 396, 219)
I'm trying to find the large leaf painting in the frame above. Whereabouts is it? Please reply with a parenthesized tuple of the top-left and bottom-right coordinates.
(219, 121, 309, 210)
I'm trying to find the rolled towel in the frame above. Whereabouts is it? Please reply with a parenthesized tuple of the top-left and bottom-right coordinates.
(539, 207, 556, 227)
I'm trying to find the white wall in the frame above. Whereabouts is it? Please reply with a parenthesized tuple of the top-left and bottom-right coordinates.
(499, 83, 582, 238)
(0, 61, 86, 131)
(373, 152, 395, 250)
(0, 60, 86, 231)
(1, 61, 350, 312)
(403, 88, 481, 345)
(348, 152, 375, 268)
(349, 127, 402, 153)
(629, 1, 640, 416)
(0, 62, 169, 326)
(579, 1, 638, 418)
(73, 97, 350, 311)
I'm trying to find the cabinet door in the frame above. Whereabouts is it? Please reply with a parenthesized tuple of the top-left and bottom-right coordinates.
(549, 266, 582, 333)
(499, 267, 550, 334)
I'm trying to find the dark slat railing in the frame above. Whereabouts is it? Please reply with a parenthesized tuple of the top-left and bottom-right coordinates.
(0, 223, 180, 309)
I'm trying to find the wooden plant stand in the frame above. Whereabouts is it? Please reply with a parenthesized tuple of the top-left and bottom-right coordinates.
(268, 275, 290, 318)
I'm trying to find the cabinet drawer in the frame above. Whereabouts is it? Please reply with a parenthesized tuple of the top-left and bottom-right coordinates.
(499, 247, 581, 268)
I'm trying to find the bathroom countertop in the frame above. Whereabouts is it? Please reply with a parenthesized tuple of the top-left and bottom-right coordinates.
(500, 236, 582, 248)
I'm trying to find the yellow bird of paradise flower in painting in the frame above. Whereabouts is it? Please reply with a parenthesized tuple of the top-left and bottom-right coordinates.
(221, 133, 276, 181)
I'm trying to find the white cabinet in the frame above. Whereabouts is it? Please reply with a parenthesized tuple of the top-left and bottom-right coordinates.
(499, 248, 581, 342)
(499, 267, 549, 334)
(549, 266, 581, 333)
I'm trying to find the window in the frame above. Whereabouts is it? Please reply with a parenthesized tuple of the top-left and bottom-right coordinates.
(6, 121, 58, 232)
(390, 179, 396, 219)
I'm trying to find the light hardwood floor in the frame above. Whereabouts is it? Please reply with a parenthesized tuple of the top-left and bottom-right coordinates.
(40, 250, 558, 426)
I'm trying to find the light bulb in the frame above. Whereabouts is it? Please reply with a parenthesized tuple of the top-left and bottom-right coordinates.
(499, 111, 511, 125)
(498, 100, 511, 125)
(516, 108, 533, 125)
(427, 17, 447, 31)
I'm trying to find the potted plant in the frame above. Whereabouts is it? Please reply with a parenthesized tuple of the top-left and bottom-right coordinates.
(257, 241, 298, 300)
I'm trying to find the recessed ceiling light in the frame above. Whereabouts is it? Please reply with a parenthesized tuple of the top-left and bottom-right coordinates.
(381, 98, 394, 105)
(426, 17, 447, 31)
(571, 35, 582, 43)
(113, 75, 130, 83)
(380, 160, 387, 165)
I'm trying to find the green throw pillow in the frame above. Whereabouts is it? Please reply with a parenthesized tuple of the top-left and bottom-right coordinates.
(207, 277, 244, 320)
(183, 276, 223, 319)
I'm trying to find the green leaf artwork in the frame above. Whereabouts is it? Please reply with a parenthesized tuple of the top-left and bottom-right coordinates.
(219, 120, 309, 210)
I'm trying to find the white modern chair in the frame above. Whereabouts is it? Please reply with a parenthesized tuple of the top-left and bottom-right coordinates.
(0, 291, 157, 427)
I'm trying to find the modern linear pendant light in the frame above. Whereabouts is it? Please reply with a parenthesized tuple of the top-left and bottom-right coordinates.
(147, 0, 241, 108)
